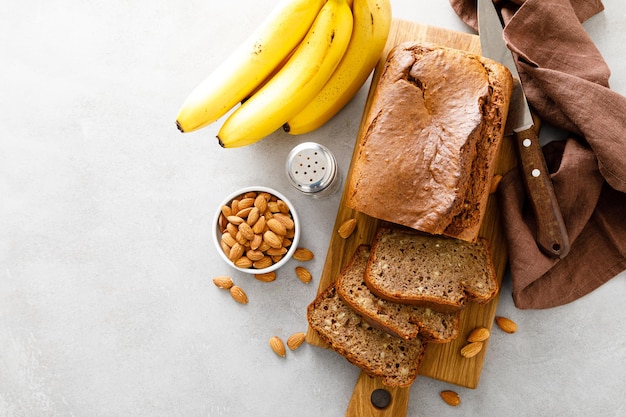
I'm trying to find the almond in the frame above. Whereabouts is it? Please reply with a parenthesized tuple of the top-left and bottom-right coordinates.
(234, 256, 253, 269)
(253, 256, 273, 269)
(263, 230, 283, 249)
(235, 206, 253, 219)
(273, 213, 295, 230)
(293, 247, 314, 262)
(226, 215, 245, 226)
(237, 197, 255, 210)
(337, 218, 357, 239)
(495, 316, 518, 334)
(226, 222, 238, 238)
(467, 327, 490, 342)
(254, 194, 268, 213)
(250, 234, 263, 250)
(212, 276, 233, 289)
(460, 341, 483, 358)
(267, 218, 287, 236)
(295, 266, 312, 283)
(245, 250, 265, 262)
(246, 207, 260, 226)
(218, 213, 227, 232)
(230, 199, 240, 216)
(440, 390, 461, 406)
(228, 242, 244, 262)
(287, 332, 306, 351)
(266, 247, 287, 256)
(220, 241, 231, 258)
(276, 200, 290, 214)
(267, 201, 280, 213)
(252, 216, 266, 235)
(269, 336, 286, 357)
(254, 271, 277, 282)
(235, 230, 247, 245)
(229, 285, 248, 304)
(220, 205, 232, 218)
(238, 222, 254, 241)
(221, 233, 236, 248)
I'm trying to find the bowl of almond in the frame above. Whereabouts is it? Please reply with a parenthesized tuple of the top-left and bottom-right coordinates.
(213, 186, 301, 274)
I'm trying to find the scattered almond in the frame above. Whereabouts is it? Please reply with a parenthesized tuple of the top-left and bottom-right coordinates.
(269, 336, 286, 357)
(293, 247, 314, 262)
(254, 271, 277, 282)
(212, 276, 233, 289)
(229, 285, 248, 304)
(460, 341, 483, 358)
(440, 390, 461, 407)
(287, 332, 306, 351)
(337, 218, 357, 239)
(495, 316, 518, 334)
(295, 266, 312, 283)
(467, 327, 490, 343)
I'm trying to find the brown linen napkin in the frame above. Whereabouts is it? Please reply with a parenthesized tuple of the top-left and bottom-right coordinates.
(449, 0, 626, 308)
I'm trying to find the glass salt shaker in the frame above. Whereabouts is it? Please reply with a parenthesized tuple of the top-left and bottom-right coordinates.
(285, 142, 341, 199)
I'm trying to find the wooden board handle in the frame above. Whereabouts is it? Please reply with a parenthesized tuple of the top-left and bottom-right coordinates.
(346, 372, 411, 417)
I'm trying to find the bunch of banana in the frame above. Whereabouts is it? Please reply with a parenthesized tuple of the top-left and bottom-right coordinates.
(175, 0, 392, 148)
(284, 0, 392, 135)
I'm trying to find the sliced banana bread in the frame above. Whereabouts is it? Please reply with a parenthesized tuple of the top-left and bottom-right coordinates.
(365, 228, 498, 312)
(307, 284, 426, 387)
(336, 244, 460, 342)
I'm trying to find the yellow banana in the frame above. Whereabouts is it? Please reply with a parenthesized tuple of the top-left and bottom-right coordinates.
(217, 0, 354, 148)
(284, 0, 392, 135)
(175, 0, 326, 133)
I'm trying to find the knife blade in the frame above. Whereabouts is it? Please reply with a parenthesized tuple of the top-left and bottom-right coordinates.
(478, 0, 570, 259)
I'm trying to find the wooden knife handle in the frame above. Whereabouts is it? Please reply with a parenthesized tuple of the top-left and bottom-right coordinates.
(345, 372, 410, 417)
(513, 126, 570, 258)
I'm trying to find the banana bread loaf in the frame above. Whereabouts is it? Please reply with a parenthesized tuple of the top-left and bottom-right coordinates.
(307, 283, 426, 387)
(336, 244, 460, 342)
(365, 228, 498, 312)
(346, 41, 512, 241)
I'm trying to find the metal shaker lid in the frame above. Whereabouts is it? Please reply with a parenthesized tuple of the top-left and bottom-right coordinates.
(286, 142, 338, 194)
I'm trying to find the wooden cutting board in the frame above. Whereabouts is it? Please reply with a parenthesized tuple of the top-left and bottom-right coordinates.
(304, 19, 517, 416)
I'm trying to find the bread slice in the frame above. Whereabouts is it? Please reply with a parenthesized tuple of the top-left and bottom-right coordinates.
(365, 228, 498, 312)
(346, 41, 512, 242)
(336, 244, 460, 342)
(307, 283, 426, 387)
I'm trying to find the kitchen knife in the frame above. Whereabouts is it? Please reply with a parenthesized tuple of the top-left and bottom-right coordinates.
(477, 0, 570, 259)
